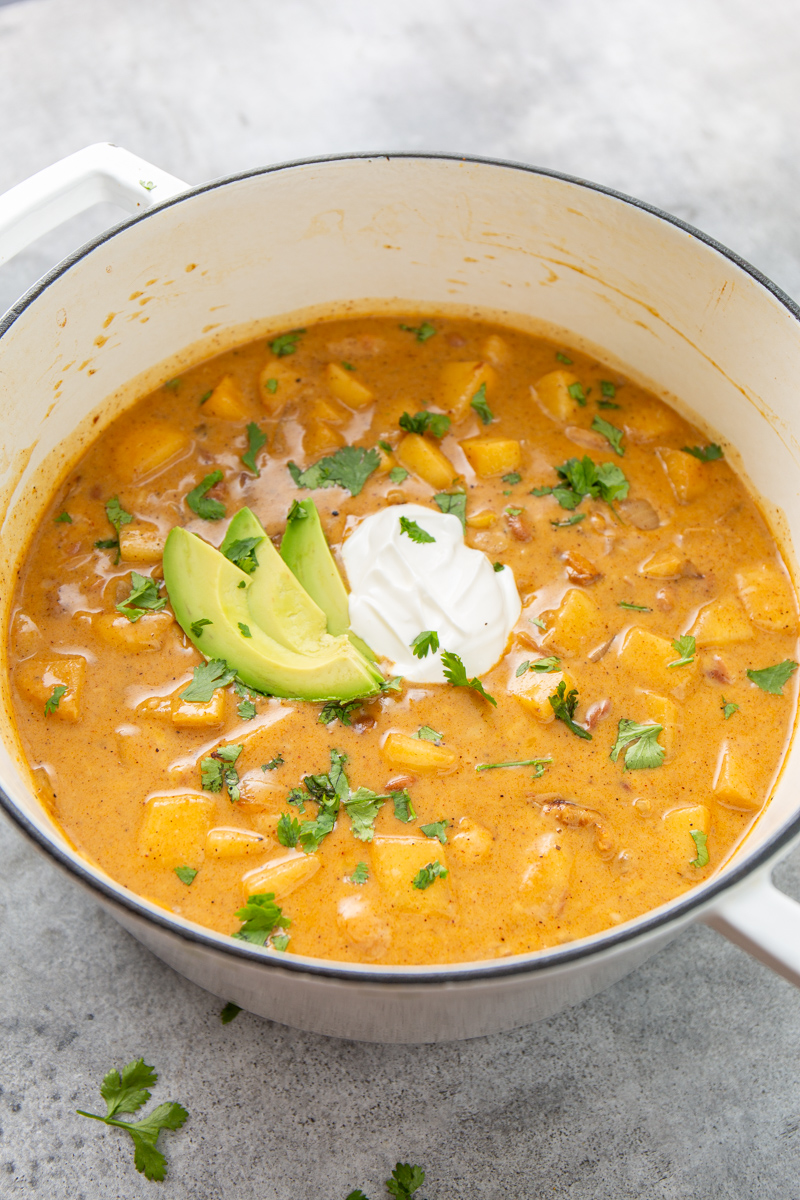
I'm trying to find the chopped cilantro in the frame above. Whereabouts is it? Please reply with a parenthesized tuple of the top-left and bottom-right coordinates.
(690, 830, 710, 868)
(55, 511, 72, 523)
(318, 697, 362, 726)
(389, 466, 410, 484)
(223, 535, 263, 575)
(269, 329, 305, 357)
(420, 819, 448, 844)
(75, 1058, 187, 1182)
(220, 1002, 241, 1024)
(470, 382, 493, 424)
(164, 377, 180, 389)
(683, 443, 723, 462)
(516, 656, 560, 675)
(399, 516, 435, 543)
(233, 892, 290, 946)
(746, 659, 799, 695)
(272, 933, 290, 952)
(413, 725, 443, 743)
(433, 489, 466, 529)
(549, 680, 592, 740)
(597, 398, 621, 409)
(233, 681, 257, 721)
(399, 410, 451, 438)
(380, 675, 404, 692)
(410, 630, 439, 658)
(619, 601, 651, 612)
(530, 616, 546, 629)
(186, 469, 226, 520)
(284, 749, 351, 853)
(350, 861, 369, 885)
(600, 380, 617, 398)
(591, 415, 625, 456)
(238, 622, 252, 638)
(609, 719, 665, 770)
(551, 513, 585, 527)
(502, 472, 522, 485)
(556, 351, 573, 365)
(668, 635, 696, 668)
(378, 439, 393, 453)
(241, 422, 267, 475)
(399, 321, 436, 342)
(115, 572, 166, 622)
(94, 538, 119, 551)
(262, 754, 284, 771)
(190, 618, 212, 638)
(505, 505, 523, 516)
(44, 684, 67, 716)
(721, 696, 739, 720)
(476, 757, 552, 777)
(264, 378, 278, 394)
(201, 745, 242, 801)
(277, 812, 301, 847)
(341, 361, 356, 371)
(493, 561, 505, 571)
(181, 659, 236, 702)
(103, 495, 133, 563)
(288, 445, 380, 496)
(412, 861, 448, 890)
(532, 456, 629, 514)
(392, 789, 416, 822)
(199, 389, 213, 405)
(441, 649, 497, 706)
(344, 787, 389, 841)
(174, 866, 197, 886)
(568, 381, 587, 406)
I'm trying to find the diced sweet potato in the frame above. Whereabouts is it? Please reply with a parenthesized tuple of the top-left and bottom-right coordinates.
(303, 421, 346, 460)
(618, 626, 696, 691)
(241, 850, 321, 900)
(136, 686, 225, 728)
(119, 525, 166, 563)
(481, 335, 511, 366)
(380, 732, 457, 772)
(113, 422, 190, 483)
(639, 547, 685, 579)
(542, 589, 605, 657)
(310, 396, 349, 426)
(16, 654, 86, 721)
(509, 669, 575, 722)
(437, 361, 496, 421)
(449, 817, 494, 863)
(622, 404, 676, 443)
(516, 832, 573, 919)
(466, 509, 497, 529)
(395, 433, 456, 489)
(257, 361, 303, 416)
(714, 746, 758, 810)
(689, 596, 753, 647)
(203, 374, 249, 420)
(533, 370, 584, 422)
(206, 826, 270, 859)
(337, 895, 391, 959)
(460, 438, 521, 478)
(736, 564, 798, 633)
(661, 804, 710, 867)
(94, 611, 173, 652)
(370, 836, 452, 914)
(641, 691, 678, 761)
(659, 448, 707, 502)
(138, 793, 214, 868)
(326, 361, 374, 409)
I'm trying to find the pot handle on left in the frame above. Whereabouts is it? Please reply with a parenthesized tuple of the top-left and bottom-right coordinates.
(702, 868, 800, 988)
(0, 143, 189, 266)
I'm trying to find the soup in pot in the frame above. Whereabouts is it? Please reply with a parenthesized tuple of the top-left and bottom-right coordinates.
(7, 314, 799, 964)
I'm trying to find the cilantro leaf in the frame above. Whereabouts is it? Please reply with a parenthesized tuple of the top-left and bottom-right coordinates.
(272, 933, 290, 952)
(568, 381, 587, 406)
(539, 456, 630, 511)
(392, 789, 416, 822)
(399, 321, 436, 342)
(690, 830, 710, 868)
(551, 513, 585, 527)
(238, 622, 252, 638)
(115, 571, 166, 622)
(380, 675, 404, 692)
(319, 697, 362, 726)
(277, 812, 301, 847)
(44, 684, 67, 716)
(433, 489, 466, 529)
(386, 1163, 427, 1198)
(476, 757, 552, 777)
(683, 443, 723, 462)
(399, 410, 451, 438)
(237, 697, 256, 720)
(600, 380, 617, 398)
(100, 1058, 157, 1118)
(288, 445, 380, 496)
(471, 382, 493, 424)
(413, 725, 442, 743)
(233, 892, 290, 946)
(297, 807, 337, 853)
(350, 862, 369, 885)
(346, 1192, 370, 1200)
(55, 510, 72, 523)
(502, 471, 522, 484)
(412, 862, 447, 890)
(344, 787, 389, 841)
(493, 561, 505, 571)
(186, 469, 226, 520)
(399, 516, 436, 544)
(201, 746, 242, 801)
(181, 659, 236, 702)
(241, 422, 267, 475)
(220, 1002, 241, 1024)
(619, 601, 651, 612)
(223, 536, 264, 577)
(668, 635, 696, 668)
(556, 351, 573, 365)
(263, 378, 278, 395)
(262, 754, 284, 771)
(548, 680, 592, 740)
(410, 630, 439, 658)
(441, 649, 497, 706)
(94, 537, 119, 551)
(747, 659, 799, 695)
(721, 696, 739, 720)
(597, 398, 620, 409)
(106, 495, 133, 535)
(389, 466, 409, 484)
(516, 656, 561, 674)
(190, 617, 213, 637)
(420, 819, 448, 844)
(174, 865, 197, 886)
(269, 329, 305, 356)
(591, 414, 625, 456)
(609, 718, 665, 770)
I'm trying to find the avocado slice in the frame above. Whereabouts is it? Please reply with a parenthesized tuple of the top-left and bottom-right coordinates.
(220, 507, 328, 654)
(164, 527, 383, 701)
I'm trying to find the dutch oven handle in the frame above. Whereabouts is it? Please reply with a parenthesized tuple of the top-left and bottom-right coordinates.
(0, 143, 188, 265)
(703, 868, 800, 988)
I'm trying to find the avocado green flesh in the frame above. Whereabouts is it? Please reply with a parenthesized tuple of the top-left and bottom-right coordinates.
(220, 507, 329, 654)
(280, 499, 352, 636)
(163, 527, 383, 701)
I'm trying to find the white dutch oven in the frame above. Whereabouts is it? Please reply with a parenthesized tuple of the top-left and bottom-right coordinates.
(1, 144, 799, 1043)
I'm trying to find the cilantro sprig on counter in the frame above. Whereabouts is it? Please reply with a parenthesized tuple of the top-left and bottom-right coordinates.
(609, 719, 665, 771)
(76, 1058, 187, 1182)
(288, 445, 380, 496)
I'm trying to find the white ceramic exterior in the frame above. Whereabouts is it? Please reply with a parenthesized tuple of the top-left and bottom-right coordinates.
(1, 145, 800, 1043)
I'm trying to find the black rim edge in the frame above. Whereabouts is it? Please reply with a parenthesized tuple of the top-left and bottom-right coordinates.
(2, 149, 800, 987)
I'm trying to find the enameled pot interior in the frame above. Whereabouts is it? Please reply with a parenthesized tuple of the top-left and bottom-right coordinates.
(1, 153, 800, 979)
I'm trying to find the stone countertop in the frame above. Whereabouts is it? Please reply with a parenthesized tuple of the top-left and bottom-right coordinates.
(2, 1, 800, 1196)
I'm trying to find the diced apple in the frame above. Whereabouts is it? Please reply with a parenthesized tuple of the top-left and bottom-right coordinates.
(326, 361, 374, 409)
(661, 804, 711, 868)
(94, 611, 173, 651)
(714, 746, 758, 810)
(736, 564, 798, 634)
(381, 732, 457, 772)
(16, 654, 86, 721)
(337, 895, 391, 959)
(395, 433, 456, 489)
(113, 422, 190, 483)
(370, 836, 452, 913)
(449, 817, 494, 863)
(542, 589, 605, 657)
(119, 525, 166, 563)
(206, 826, 269, 859)
(460, 438, 521, 478)
(533, 370, 584, 422)
(618, 626, 696, 691)
(138, 793, 214, 868)
(516, 832, 573, 919)
(203, 374, 249, 420)
(659, 448, 707, 502)
(509, 669, 575, 722)
(639, 547, 685, 579)
(437, 361, 496, 421)
(257, 361, 303, 416)
(689, 596, 753, 647)
(242, 850, 321, 900)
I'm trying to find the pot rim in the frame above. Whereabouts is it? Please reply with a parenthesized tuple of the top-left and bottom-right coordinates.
(2, 149, 799, 986)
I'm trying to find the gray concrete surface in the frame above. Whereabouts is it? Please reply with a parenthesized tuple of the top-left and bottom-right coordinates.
(1, 0, 800, 1195)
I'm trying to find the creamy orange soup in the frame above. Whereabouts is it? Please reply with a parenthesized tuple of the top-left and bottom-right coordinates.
(7, 314, 799, 964)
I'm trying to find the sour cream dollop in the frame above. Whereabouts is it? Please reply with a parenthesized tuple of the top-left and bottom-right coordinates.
(341, 504, 521, 684)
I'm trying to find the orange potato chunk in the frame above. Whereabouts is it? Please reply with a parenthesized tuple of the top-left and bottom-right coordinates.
(203, 374, 249, 420)
(641, 691, 678, 761)
(618, 626, 696, 691)
(481, 334, 511, 366)
(533, 370, 584, 422)
(661, 804, 710, 868)
(714, 746, 758, 811)
(516, 832, 573, 918)
(460, 437, 521, 478)
(119, 525, 166, 563)
(138, 793, 214, 868)
(509, 669, 575, 722)
(736, 564, 798, 633)
(337, 894, 391, 959)
(303, 421, 346, 460)
(16, 654, 86, 722)
(242, 850, 321, 900)
(206, 827, 270, 859)
(639, 547, 685, 579)
(113, 421, 190, 483)
(659, 448, 707, 502)
(438, 361, 496, 421)
(257, 361, 304, 416)
(395, 433, 456, 489)
(689, 596, 753, 647)
(449, 817, 494, 864)
(326, 361, 374, 409)
(94, 611, 173, 652)
(381, 732, 457, 772)
(543, 589, 605, 657)
(370, 836, 452, 914)
(623, 404, 676, 444)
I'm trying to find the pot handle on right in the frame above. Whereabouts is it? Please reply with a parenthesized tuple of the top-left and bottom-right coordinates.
(702, 870, 800, 988)
(0, 143, 188, 267)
